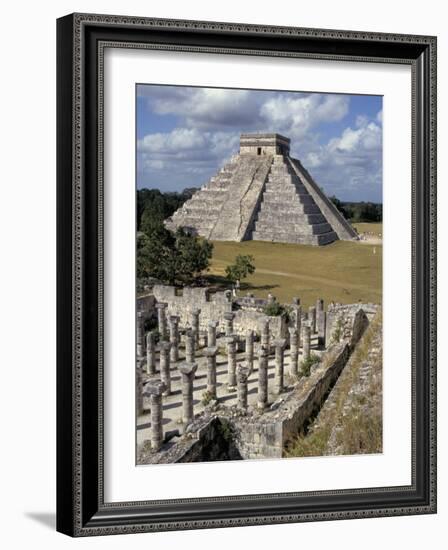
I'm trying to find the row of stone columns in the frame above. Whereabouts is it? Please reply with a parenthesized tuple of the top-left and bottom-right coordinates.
(142, 360, 199, 451)
(139, 316, 319, 451)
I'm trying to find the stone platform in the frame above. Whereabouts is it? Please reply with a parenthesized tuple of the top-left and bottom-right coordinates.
(165, 133, 358, 245)
(137, 333, 322, 448)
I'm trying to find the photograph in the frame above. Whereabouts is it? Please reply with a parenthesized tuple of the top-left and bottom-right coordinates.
(135, 84, 383, 464)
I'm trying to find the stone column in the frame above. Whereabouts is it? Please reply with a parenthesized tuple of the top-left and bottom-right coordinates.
(155, 302, 168, 340)
(318, 311, 327, 348)
(168, 315, 180, 363)
(207, 320, 218, 347)
(273, 338, 286, 394)
(236, 363, 252, 410)
(191, 308, 201, 349)
(288, 327, 299, 377)
(136, 360, 144, 416)
(136, 312, 145, 360)
(179, 362, 198, 425)
(146, 330, 156, 375)
(144, 379, 166, 451)
(225, 335, 237, 390)
(159, 341, 172, 396)
(316, 299, 326, 347)
(260, 319, 270, 351)
(203, 346, 218, 398)
(309, 306, 317, 334)
(245, 329, 254, 370)
(185, 329, 195, 363)
(302, 324, 311, 362)
(224, 312, 235, 336)
(257, 346, 269, 410)
(292, 303, 302, 333)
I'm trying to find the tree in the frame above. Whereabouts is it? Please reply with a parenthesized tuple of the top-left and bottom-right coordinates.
(137, 225, 213, 285)
(137, 225, 177, 283)
(225, 254, 256, 283)
(174, 229, 214, 284)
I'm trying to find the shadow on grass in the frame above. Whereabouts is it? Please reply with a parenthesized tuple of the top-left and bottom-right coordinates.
(204, 275, 279, 293)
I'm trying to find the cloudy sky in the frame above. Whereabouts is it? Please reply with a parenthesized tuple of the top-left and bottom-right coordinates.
(136, 85, 382, 202)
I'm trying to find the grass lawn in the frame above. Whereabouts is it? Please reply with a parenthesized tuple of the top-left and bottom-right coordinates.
(207, 228, 382, 308)
(353, 222, 383, 237)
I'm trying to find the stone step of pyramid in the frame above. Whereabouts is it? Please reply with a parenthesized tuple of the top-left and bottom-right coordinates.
(261, 192, 316, 206)
(255, 220, 334, 235)
(258, 200, 321, 215)
(252, 229, 337, 245)
(258, 211, 326, 224)
(165, 134, 356, 246)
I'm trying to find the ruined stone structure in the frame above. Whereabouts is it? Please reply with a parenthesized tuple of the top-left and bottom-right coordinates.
(165, 133, 357, 246)
(137, 278, 380, 464)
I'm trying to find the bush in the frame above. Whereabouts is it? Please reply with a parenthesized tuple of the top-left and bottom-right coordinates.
(225, 254, 256, 283)
(263, 302, 287, 318)
(201, 390, 214, 406)
(300, 353, 321, 377)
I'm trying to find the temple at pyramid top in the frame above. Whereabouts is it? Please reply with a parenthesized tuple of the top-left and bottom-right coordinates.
(239, 133, 290, 156)
(165, 133, 358, 245)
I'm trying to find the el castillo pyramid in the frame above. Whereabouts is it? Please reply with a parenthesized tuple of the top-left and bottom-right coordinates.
(165, 134, 358, 245)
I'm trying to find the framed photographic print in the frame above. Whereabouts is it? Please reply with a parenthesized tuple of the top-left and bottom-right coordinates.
(56, 13, 437, 536)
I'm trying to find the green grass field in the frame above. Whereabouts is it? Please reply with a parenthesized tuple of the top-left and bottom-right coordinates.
(208, 225, 382, 308)
(353, 222, 383, 237)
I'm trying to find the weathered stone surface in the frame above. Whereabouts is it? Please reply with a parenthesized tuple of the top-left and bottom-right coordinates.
(236, 363, 252, 410)
(225, 335, 238, 389)
(159, 341, 172, 396)
(166, 133, 357, 246)
(257, 346, 269, 410)
(136, 360, 144, 416)
(136, 312, 145, 360)
(309, 306, 316, 333)
(168, 316, 180, 363)
(302, 325, 311, 362)
(288, 327, 299, 377)
(203, 346, 218, 398)
(273, 338, 286, 394)
(143, 379, 167, 451)
(191, 308, 201, 349)
(185, 329, 195, 364)
(245, 329, 254, 370)
(179, 362, 198, 425)
(146, 330, 156, 375)
(207, 320, 218, 347)
(137, 305, 375, 464)
(155, 302, 168, 340)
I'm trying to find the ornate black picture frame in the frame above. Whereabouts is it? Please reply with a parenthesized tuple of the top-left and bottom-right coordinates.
(56, 13, 437, 536)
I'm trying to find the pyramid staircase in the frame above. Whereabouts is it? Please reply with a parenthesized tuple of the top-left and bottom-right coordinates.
(165, 134, 357, 246)
(166, 157, 238, 238)
(250, 156, 338, 245)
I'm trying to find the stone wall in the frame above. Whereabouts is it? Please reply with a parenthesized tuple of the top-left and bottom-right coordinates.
(136, 294, 156, 314)
(326, 303, 378, 346)
(150, 284, 287, 338)
(152, 285, 232, 332)
(138, 303, 371, 465)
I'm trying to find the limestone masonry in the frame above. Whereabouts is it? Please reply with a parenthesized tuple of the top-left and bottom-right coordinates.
(136, 284, 379, 463)
(165, 133, 358, 245)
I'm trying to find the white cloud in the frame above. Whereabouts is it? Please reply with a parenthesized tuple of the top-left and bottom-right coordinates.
(260, 94, 349, 139)
(301, 115, 382, 201)
(137, 85, 381, 201)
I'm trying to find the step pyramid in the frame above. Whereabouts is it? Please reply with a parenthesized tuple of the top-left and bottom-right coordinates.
(165, 134, 358, 245)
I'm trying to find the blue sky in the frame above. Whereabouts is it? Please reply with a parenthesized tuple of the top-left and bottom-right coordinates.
(136, 85, 382, 202)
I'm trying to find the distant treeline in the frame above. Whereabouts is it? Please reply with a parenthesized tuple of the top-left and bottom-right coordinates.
(330, 196, 382, 223)
(137, 188, 197, 233)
